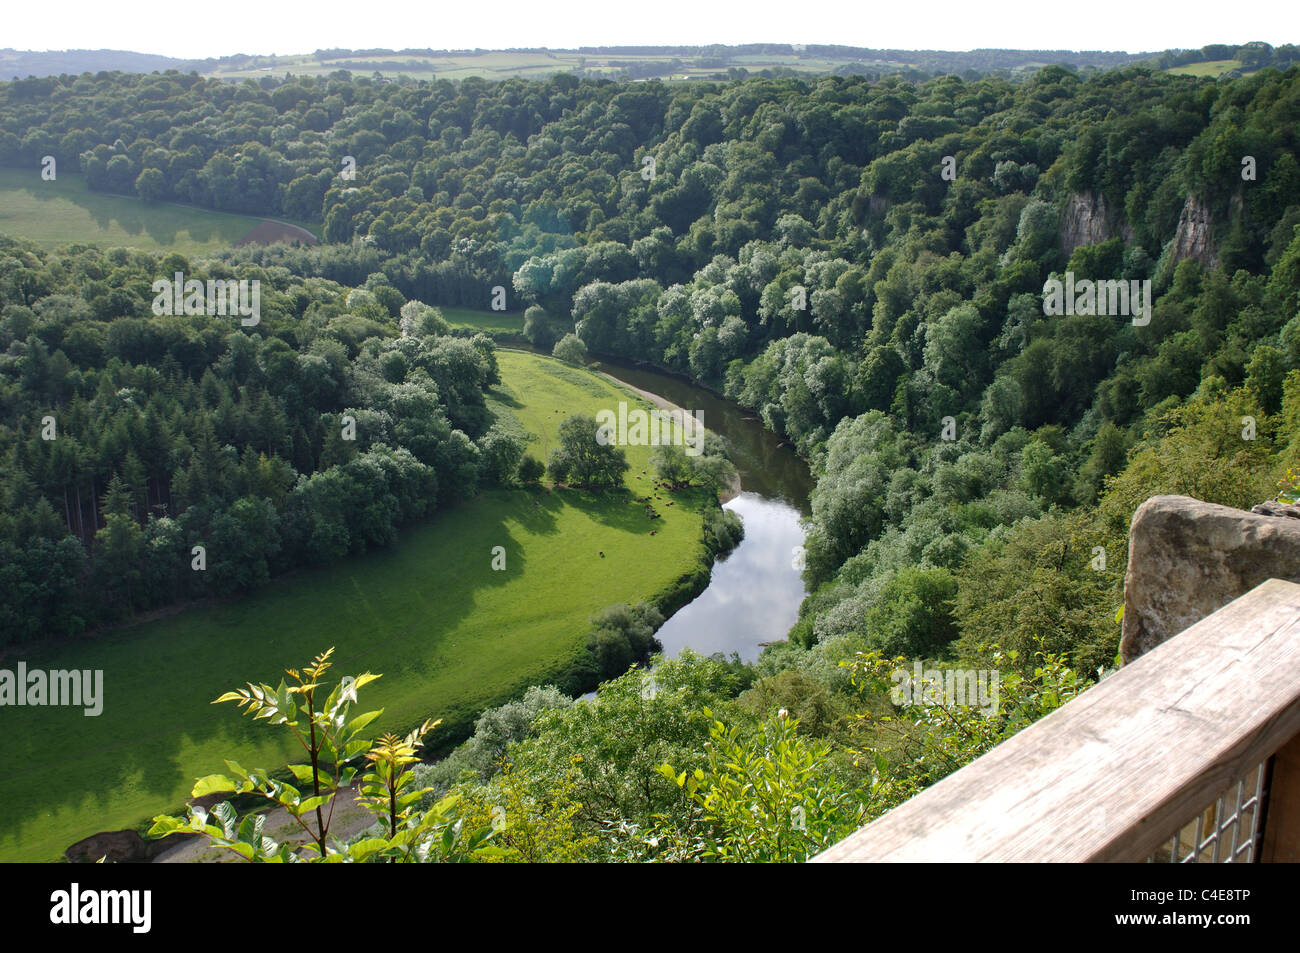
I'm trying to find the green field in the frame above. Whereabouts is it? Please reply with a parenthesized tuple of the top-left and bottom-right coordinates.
(0, 169, 316, 253)
(1166, 59, 1243, 77)
(0, 350, 711, 862)
(442, 305, 526, 336)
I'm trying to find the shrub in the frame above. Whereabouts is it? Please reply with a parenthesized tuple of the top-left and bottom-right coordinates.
(864, 567, 959, 658)
(517, 454, 545, 483)
(552, 333, 588, 365)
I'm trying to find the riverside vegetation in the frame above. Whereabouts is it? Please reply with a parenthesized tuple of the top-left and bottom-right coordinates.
(2, 52, 1300, 861)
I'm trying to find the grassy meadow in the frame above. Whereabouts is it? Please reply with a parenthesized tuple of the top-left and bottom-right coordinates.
(442, 305, 526, 336)
(0, 350, 713, 861)
(0, 169, 315, 253)
(1165, 59, 1244, 76)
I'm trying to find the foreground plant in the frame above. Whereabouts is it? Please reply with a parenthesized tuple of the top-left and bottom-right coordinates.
(148, 648, 494, 862)
(845, 643, 1093, 809)
(655, 709, 864, 863)
(1276, 466, 1300, 505)
(449, 764, 600, 863)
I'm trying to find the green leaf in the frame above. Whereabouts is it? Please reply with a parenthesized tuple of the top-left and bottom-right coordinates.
(347, 709, 384, 737)
(237, 813, 263, 845)
(431, 793, 460, 815)
(342, 739, 372, 761)
(347, 838, 390, 862)
(192, 774, 237, 797)
(213, 801, 238, 837)
(296, 795, 329, 816)
(147, 815, 188, 838)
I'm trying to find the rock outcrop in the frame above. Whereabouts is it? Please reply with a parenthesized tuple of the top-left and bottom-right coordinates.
(65, 829, 149, 863)
(1168, 194, 1218, 269)
(1061, 191, 1132, 257)
(1121, 495, 1300, 662)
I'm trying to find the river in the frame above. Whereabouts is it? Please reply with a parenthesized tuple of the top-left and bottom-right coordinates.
(593, 358, 813, 663)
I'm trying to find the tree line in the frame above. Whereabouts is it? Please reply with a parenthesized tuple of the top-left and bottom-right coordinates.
(0, 241, 514, 642)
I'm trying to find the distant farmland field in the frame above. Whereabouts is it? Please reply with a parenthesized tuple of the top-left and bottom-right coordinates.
(0, 169, 318, 253)
(197, 49, 840, 82)
(1166, 59, 1243, 76)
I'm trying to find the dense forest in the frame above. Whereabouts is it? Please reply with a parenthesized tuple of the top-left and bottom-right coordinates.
(0, 250, 515, 639)
(4, 57, 1300, 860)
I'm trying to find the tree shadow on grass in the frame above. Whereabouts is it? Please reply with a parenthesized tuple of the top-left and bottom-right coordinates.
(485, 386, 524, 409)
(497, 485, 563, 536)
(0, 496, 690, 859)
(8, 173, 242, 247)
(0, 479, 704, 858)
(555, 482, 709, 537)
(0, 487, 569, 860)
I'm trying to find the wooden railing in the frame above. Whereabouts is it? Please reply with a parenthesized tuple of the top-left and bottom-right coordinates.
(812, 578, 1300, 863)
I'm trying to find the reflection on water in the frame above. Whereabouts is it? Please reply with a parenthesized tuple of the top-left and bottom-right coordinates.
(652, 493, 808, 663)
(592, 358, 812, 513)
(595, 359, 812, 663)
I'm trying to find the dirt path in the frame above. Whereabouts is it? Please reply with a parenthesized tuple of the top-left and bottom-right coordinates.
(595, 370, 743, 503)
(152, 785, 377, 863)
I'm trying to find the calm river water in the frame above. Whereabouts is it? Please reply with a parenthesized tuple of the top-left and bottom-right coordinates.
(594, 358, 813, 662)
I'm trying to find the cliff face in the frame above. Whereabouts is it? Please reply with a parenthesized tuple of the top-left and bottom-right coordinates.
(1061, 191, 1132, 256)
(1168, 193, 1218, 268)
(1062, 191, 1223, 269)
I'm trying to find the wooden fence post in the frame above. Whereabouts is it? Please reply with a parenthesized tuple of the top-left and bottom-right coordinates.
(1262, 732, 1300, 862)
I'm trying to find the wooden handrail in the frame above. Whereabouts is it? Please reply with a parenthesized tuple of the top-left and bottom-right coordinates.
(812, 578, 1300, 862)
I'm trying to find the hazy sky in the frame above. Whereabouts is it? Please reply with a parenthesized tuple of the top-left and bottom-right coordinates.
(6, 0, 1297, 58)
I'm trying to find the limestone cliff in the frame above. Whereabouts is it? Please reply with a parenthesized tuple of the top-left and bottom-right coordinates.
(1168, 193, 1218, 268)
(1061, 191, 1132, 256)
